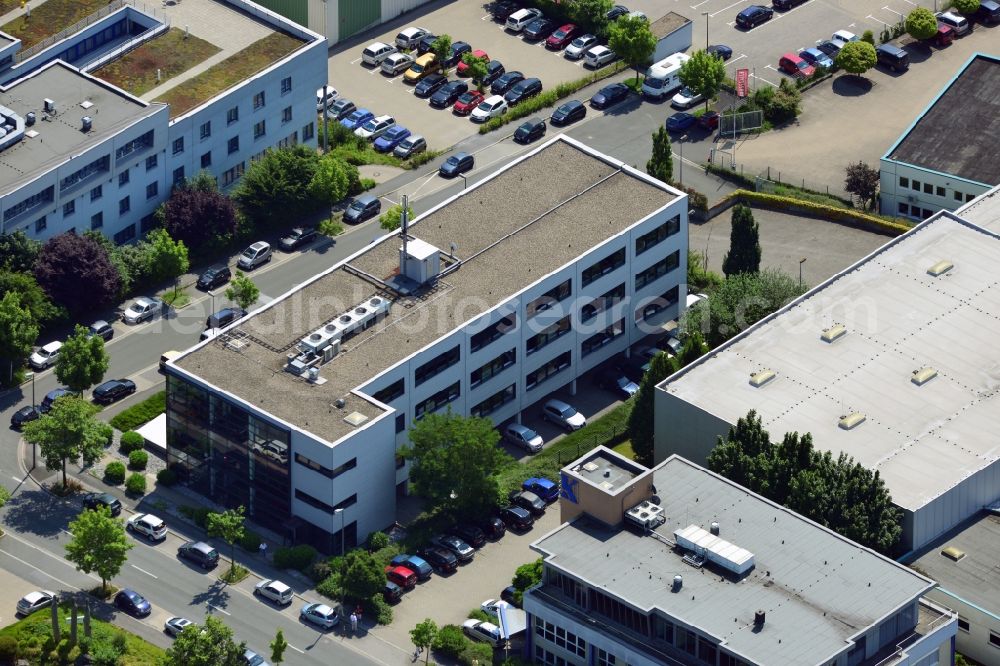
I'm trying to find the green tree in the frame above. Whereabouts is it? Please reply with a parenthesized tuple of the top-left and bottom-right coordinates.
(645, 126, 673, 185)
(844, 161, 880, 210)
(905, 7, 939, 40)
(607, 14, 656, 83)
(270, 628, 288, 665)
(569, 0, 613, 34)
(952, 0, 980, 13)
(379, 203, 416, 231)
(628, 350, 675, 466)
(511, 558, 543, 605)
(206, 506, 247, 577)
(55, 325, 109, 395)
(834, 41, 877, 76)
(341, 549, 385, 602)
(64, 505, 133, 593)
(22, 396, 105, 487)
(165, 615, 246, 666)
(410, 618, 438, 665)
(461, 52, 490, 90)
(225, 271, 260, 311)
(144, 229, 190, 298)
(308, 153, 354, 205)
(687, 250, 723, 292)
(861, 29, 875, 45)
(721, 205, 761, 277)
(678, 49, 727, 112)
(232, 146, 322, 232)
(0, 291, 38, 388)
(402, 411, 512, 518)
(431, 35, 453, 71)
(0, 271, 63, 325)
(0, 229, 40, 273)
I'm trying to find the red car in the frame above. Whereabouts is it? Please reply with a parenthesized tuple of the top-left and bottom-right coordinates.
(778, 52, 815, 78)
(546, 23, 578, 50)
(699, 111, 720, 130)
(453, 90, 485, 115)
(456, 49, 488, 76)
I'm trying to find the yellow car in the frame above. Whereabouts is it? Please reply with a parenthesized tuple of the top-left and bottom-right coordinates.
(404, 53, 439, 83)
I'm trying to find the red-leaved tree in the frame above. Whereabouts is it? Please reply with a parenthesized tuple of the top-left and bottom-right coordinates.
(34, 233, 121, 316)
(162, 187, 238, 248)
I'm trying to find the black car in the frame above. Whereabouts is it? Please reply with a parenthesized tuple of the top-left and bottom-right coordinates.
(279, 226, 317, 251)
(40, 387, 72, 412)
(414, 73, 448, 97)
(550, 100, 586, 126)
(815, 40, 842, 59)
(92, 379, 136, 405)
(178, 541, 220, 569)
(479, 60, 506, 86)
(430, 80, 469, 108)
(444, 41, 471, 68)
(772, 0, 804, 9)
(595, 368, 640, 399)
(492, 0, 523, 20)
(87, 320, 114, 341)
(478, 516, 506, 540)
(606, 4, 629, 20)
(10, 405, 40, 428)
(451, 524, 486, 548)
(491, 70, 524, 95)
(196, 264, 232, 290)
(514, 117, 546, 144)
(523, 18, 556, 41)
(206, 307, 247, 329)
(83, 492, 123, 516)
(326, 98, 356, 121)
(418, 546, 459, 573)
(343, 194, 382, 224)
(416, 33, 438, 56)
(706, 44, 733, 60)
(504, 77, 542, 105)
(114, 589, 151, 617)
(500, 506, 534, 531)
(439, 152, 474, 178)
(501, 585, 519, 607)
(383, 581, 403, 603)
(735, 4, 773, 28)
(590, 82, 629, 109)
(433, 534, 474, 562)
(509, 490, 546, 517)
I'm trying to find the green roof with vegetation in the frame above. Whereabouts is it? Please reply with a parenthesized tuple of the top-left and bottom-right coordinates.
(2, 0, 110, 49)
(93, 28, 221, 96)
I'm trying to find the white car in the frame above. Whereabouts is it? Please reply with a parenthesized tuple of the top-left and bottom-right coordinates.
(16, 590, 55, 616)
(671, 86, 704, 109)
(585, 45, 616, 69)
(122, 296, 163, 324)
(506, 7, 542, 32)
(316, 85, 338, 111)
(361, 41, 396, 66)
(480, 598, 514, 622)
(462, 619, 502, 648)
(565, 33, 599, 59)
(255, 579, 293, 605)
(395, 26, 429, 50)
(300, 602, 340, 629)
(127, 513, 168, 541)
(470, 95, 508, 122)
(164, 616, 194, 637)
(831, 30, 858, 46)
(354, 114, 395, 140)
(381, 52, 414, 76)
(542, 399, 587, 431)
(29, 341, 62, 370)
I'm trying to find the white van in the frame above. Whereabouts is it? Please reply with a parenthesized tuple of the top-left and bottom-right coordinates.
(642, 52, 690, 100)
(506, 7, 542, 32)
(361, 41, 397, 66)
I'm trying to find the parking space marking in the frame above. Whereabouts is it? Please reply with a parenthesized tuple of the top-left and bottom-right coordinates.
(691, 0, 712, 7)
(480, 13, 492, 20)
(710, 0, 748, 18)
(867, 14, 890, 27)
(288, 644, 306, 654)
(882, 5, 904, 16)
(753, 71, 779, 87)
(350, 57, 362, 65)
(726, 54, 748, 66)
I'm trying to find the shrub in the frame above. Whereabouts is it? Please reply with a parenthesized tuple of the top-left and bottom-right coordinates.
(369, 593, 393, 625)
(316, 572, 341, 600)
(274, 544, 318, 572)
(461, 641, 494, 666)
(105, 461, 126, 484)
(367, 531, 390, 551)
(156, 467, 178, 486)
(128, 449, 148, 470)
(359, 177, 377, 191)
(119, 430, 144, 454)
(317, 217, 344, 237)
(0, 635, 17, 661)
(405, 150, 439, 168)
(467, 609, 491, 622)
(308, 558, 334, 583)
(109, 391, 165, 431)
(432, 624, 468, 657)
(671, 183, 708, 212)
(239, 529, 262, 551)
(180, 505, 211, 528)
(96, 422, 114, 447)
(125, 472, 147, 495)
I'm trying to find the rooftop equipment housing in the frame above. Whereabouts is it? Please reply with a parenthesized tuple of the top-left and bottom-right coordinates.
(624, 500, 666, 531)
(673, 524, 755, 576)
(285, 296, 390, 375)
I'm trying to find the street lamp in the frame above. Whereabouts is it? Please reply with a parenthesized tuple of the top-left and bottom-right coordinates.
(702, 11, 710, 50)
(799, 257, 807, 289)
(679, 135, 689, 185)
(28, 370, 36, 470)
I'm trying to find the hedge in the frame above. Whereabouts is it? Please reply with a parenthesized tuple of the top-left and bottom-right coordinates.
(273, 544, 317, 572)
(109, 391, 165, 431)
(125, 473, 147, 495)
(725, 189, 912, 236)
(128, 450, 148, 470)
(119, 431, 144, 454)
(156, 467, 177, 486)
(105, 461, 126, 484)
(180, 505, 211, 528)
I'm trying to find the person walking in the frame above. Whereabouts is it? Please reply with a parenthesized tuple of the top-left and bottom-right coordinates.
(350, 612, 358, 634)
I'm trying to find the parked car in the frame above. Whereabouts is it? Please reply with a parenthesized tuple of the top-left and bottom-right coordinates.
(590, 82, 629, 110)
(383, 581, 403, 604)
(504, 77, 542, 105)
(373, 125, 412, 152)
(595, 368, 639, 399)
(123, 296, 164, 324)
(456, 49, 488, 76)
(244, 649, 268, 666)
(976, 0, 1000, 24)
(417, 545, 458, 573)
(550, 99, 586, 126)
(937, 10, 971, 33)
(522, 477, 560, 502)
(546, 23, 578, 49)
(40, 387, 72, 412)
(451, 524, 486, 548)
(444, 41, 472, 68)
(82, 491, 122, 516)
(340, 108, 373, 130)
(316, 86, 337, 111)
(492, 0, 524, 21)
(28, 340, 61, 370)
(478, 516, 507, 540)
(279, 227, 317, 251)
(735, 4, 773, 28)
(699, 110, 720, 130)
(414, 73, 448, 97)
(875, 44, 909, 72)
(439, 152, 474, 178)
(778, 52, 815, 78)
(506, 7, 542, 32)
(395, 25, 430, 50)
(326, 98, 356, 121)
(301, 603, 340, 630)
(565, 33, 600, 59)
(481, 598, 514, 622)
(393, 134, 427, 158)
(666, 111, 696, 132)
(416, 33, 438, 55)
(500, 585, 518, 606)
(773, 0, 805, 9)
(93, 378, 136, 404)
(385, 565, 417, 590)
(475, 60, 505, 88)
(542, 399, 586, 431)
(381, 52, 414, 76)
(470, 95, 508, 122)
(707, 44, 733, 60)
(87, 319, 114, 341)
(491, 70, 525, 95)
(390, 554, 433, 580)
(500, 505, 534, 531)
(513, 117, 546, 143)
(504, 422, 543, 453)
(237, 241, 272, 270)
(255, 579, 293, 605)
(343, 195, 381, 224)
(523, 17, 556, 41)
(127, 513, 167, 541)
(432, 534, 474, 562)
(206, 307, 247, 330)
(584, 45, 616, 68)
(815, 40, 842, 59)
(165, 617, 194, 638)
(606, 4, 630, 20)
(453, 91, 485, 116)
(404, 53, 440, 83)
(361, 41, 396, 66)
(463, 619, 503, 648)
(430, 81, 468, 108)
(178, 541, 219, 569)
(197, 264, 232, 290)
(831, 29, 858, 45)
(17, 590, 55, 616)
(354, 114, 395, 140)
(671, 86, 704, 109)
(115, 589, 151, 616)
(509, 490, 546, 516)
(11, 405, 41, 428)
(799, 47, 834, 70)
(923, 23, 955, 46)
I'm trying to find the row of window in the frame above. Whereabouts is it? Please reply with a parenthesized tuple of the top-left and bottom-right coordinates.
(636, 251, 681, 290)
(535, 619, 587, 658)
(470, 383, 515, 418)
(414, 345, 460, 386)
(470, 349, 515, 388)
(414, 382, 460, 419)
(527, 279, 572, 319)
(899, 176, 976, 203)
(581, 284, 624, 322)
(294, 488, 356, 515)
(526, 315, 571, 355)
(582, 248, 626, 287)
(526, 352, 571, 391)
(581, 319, 624, 357)
(897, 203, 935, 220)
(294, 453, 357, 480)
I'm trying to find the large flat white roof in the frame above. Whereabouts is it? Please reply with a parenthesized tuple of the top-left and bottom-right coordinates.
(659, 212, 1000, 512)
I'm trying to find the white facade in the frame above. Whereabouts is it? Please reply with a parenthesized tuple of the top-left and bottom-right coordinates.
(878, 161, 988, 222)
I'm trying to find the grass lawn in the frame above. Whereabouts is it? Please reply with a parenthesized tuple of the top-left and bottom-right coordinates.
(2, 0, 109, 50)
(155, 32, 303, 117)
(612, 440, 636, 460)
(93, 28, 220, 96)
(0, 602, 165, 665)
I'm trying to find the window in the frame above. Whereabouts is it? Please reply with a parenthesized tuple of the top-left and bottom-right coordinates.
(172, 166, 185, 185)
(60, 155, 110, 191)
(922, 208, 934, 219)
(636, 215, 681, 255)
(526, 352, 570, 390)
(281, 76, 292, 94)
(115, 130, 153, 160)
(277, 132, 298, 149)
(227, 107, 239, 125)
(582, 318, 624, 356)
(334, 494, 357, 511)
(535, 619, 586, 658)
(911, 179, 920, 191)
(596, 648, 615, 666)
(91, 212, 103, 230)
(113, 223, 136, 244)
(471, 384, 515, 418)
(954, 190, 963, 202)
(146, 182, 158, 199)
(119, 196, 130, 215)
(201, 152, 212, 168)
(294, 454, 356, 480)
(990, 631, 1000, 648)
(221, 163, 245, 187)
(582, 248, 626, 286)
(957, 617, 969, 633)
(471, 349, 515, 387)
(581, 283, 624, 321)
(898, 202, 909, 215)
(282, 106, 292, 123)
(395, 414, 405, 434)
(373, 379, 404, 404)
(172, 137, 184, 154)
(414, 346, 460, 386)
(638, 286, 679, 321)
(228, 136, 239, 154)
(526, 315, 570, 355)
(470, 314, 516, 352)
(527, 279, 571, 319)
(923, 182, 933, 194)
(302, 122, 314, 141)
(63, 200, 75, 217)
(146, 155, 157, 171)
(935, 186, 945, 197)
(200, 122, 211, 140)
(34, 216, 46, 232)
(396, 454, 405, 468)
(4, 186, 55, 221)
(967, 193, 975, 203)
(140, 214, 157, 233)
(254, 121, 266, 139)
(534, 647, 567, 666)
(253, 91, 265, 109)
(295, 489, 355, 514)
(414, 381, 460, 419)
(899, 176, 909, 188)
(119, 169, 129, 187)
(636, 250, 680, 289)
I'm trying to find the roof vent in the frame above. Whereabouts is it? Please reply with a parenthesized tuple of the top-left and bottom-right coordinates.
(749, 370, 776, 387)
(81, 116, 92, 132)
(672, 575, 683, 591)
(941, 546, 965, 561)
(43, 98, 55, 113)
(25, 112, 35, 126)
(80, 100, 93, 109)
(821, 324, 846, 343)
(344, 411, 369, 427)
(838, 412, 866, 430)
(754, 610, 766, 627)
(911, 367, 937, 386)
(927, 260, 953, 277)
(334, 398, 345, 409)
(710, 522, 720, 535)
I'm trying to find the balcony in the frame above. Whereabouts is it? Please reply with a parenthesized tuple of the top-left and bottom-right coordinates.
(872, 598, 956, 666)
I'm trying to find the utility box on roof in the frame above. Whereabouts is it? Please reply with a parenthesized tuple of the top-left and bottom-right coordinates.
(400, 238, 441, 284)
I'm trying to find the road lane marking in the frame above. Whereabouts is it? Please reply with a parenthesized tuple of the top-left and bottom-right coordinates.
(288, 644, 305, 654)
(0, 546, 91, 589)
(207, 603, 231, 615)
(131, 564, 158, 579)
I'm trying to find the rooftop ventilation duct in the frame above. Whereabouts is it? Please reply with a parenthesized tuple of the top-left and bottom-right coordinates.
(927, 260, 953, 277)
(911, 367, 937, 386)
(821, 324, 846, 343)
(749, 370, 775, 387)
(672, 575, 683, 591)
(754, 610, 765, 627)
(81, 116, 92, 133)
(838, 412, 866, 430)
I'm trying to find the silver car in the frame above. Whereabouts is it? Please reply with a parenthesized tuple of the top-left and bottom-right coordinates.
(354, 115, 395, 140)
(164, 616, 194, 637)
(565, 33, 599, 59)
(381, 53, 414, 76)
(16, 590, 55, 616)
(504, 423, 543, 453)
(301, 602, 340, 629)
(542, 399, 587, 431)
(393, 134, 426, 158)
(122, 296, 164, 324)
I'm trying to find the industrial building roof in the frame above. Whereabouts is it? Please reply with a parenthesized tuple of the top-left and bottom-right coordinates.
(533, 456, 934, 666)
(885, 54, 1000, 185)
(658, 212, 1000, 512)
(954, 182, 1000, 231)
(649, 12, 690, 39)
(175, 137, 678, 443)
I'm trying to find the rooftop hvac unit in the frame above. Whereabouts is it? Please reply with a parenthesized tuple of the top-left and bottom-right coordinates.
(674, 524, 754, 576)
(624, 500, 665, 531)
(43, 98, 55, 113)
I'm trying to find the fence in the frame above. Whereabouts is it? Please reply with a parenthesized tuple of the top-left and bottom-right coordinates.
(552, 423, 628, 466)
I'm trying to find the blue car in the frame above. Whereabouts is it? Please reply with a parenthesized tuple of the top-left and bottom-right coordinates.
(666, 112, 696, 132)
(373, 125, 411, 153)
(340, 108, 373, 130)
(522, 477, 560, 503)
(114, 588, 151, 617)
(390, 554, 433, 580)
(799, 47, 833, 70)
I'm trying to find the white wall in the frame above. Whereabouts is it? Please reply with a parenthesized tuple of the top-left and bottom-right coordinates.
(910, 459, 1000, 552)
(879, 159, 990, 222)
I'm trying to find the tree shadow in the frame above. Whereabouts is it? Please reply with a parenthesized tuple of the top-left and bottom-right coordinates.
(191, 578, 232, 614)
(831, 74, 873, 96)
(2, 485, 76, 537)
